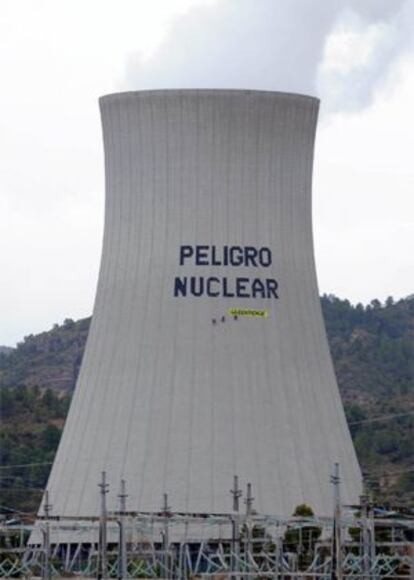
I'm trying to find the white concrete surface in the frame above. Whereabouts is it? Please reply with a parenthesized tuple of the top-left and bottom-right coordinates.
(41, 90, 362, 521)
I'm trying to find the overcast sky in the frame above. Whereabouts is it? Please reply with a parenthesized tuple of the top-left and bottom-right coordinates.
(1, 0, 413, 346)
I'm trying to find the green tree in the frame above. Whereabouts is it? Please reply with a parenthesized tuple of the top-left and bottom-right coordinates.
(41, 425, 61, 451)
(284, 505, 322, 569)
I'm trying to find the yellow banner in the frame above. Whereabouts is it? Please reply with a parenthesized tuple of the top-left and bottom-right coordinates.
(228, 308, 269, 318)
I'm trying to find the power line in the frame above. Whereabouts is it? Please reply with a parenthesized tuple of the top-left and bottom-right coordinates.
(0, 487, 44, 493)
(348, 411, 414, 426)
(0, 504, 38, 515)
(0, 462, 53, 471)
(363, 466, 414, 477)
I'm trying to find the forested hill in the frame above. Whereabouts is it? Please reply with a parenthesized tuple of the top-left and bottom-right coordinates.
(1, 295, 412, 402)
(320, 295, 414, 503)
(322, 295, 413, 403)
(0, 295, 413, 512)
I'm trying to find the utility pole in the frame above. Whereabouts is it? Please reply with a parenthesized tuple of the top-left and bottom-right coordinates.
(98, 471, 109, 579)
(43, 490, 52, 580)
(368, 496, 377, 580)
(331, 463, 343, 580)
(275, 534, 284, 580)
(364, 492, 377, 580)
(161, 493, 171, 579)
(244, 483, 254, 579)
(360, 492, 370, 580)
(230, 475, 242, 578)
(118, 479, 128, 579)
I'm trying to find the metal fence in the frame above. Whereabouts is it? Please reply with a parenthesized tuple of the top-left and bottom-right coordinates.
(1, 467, 413, 578)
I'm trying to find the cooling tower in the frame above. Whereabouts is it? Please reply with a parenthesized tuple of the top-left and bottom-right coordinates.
(43, 89, 362, 519)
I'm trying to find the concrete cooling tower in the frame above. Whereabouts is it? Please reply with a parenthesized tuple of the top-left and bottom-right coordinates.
(42, 89, 362, 519)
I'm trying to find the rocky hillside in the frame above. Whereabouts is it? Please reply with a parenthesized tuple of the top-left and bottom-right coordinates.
(0, 295, 413, 513)
(0, 317, 89, 393)
(321, 295, 414, 503)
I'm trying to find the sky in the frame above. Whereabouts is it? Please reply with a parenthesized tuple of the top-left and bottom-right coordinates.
(1, 0, 413, 346)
